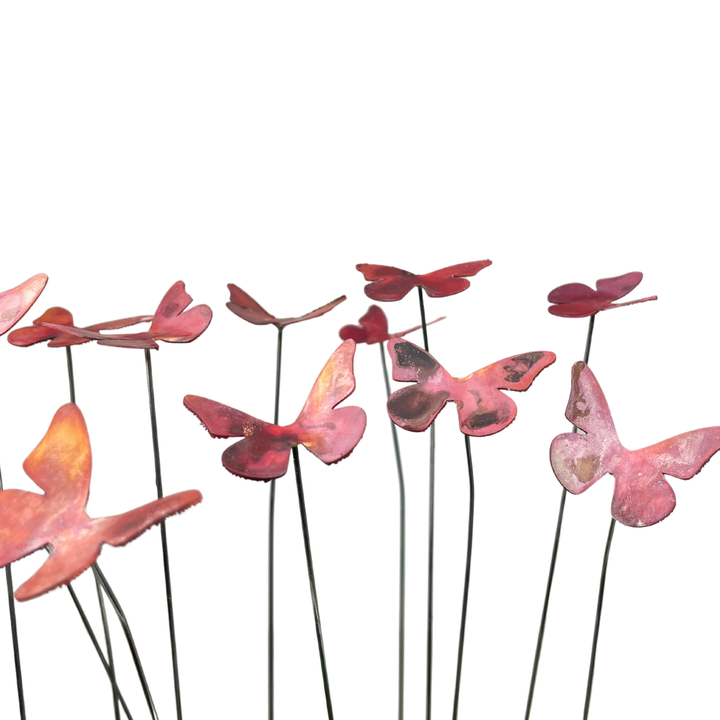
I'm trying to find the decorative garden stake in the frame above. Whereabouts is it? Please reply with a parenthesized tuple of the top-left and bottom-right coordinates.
(185, 338, 366, 720)
(551, 362, 720, 718)
(356, 260, 491, 720)
(226, 283, 346, 720)
(387, 338, 555, 719)
(525, 270, 657, 720)
(339, 305, 444, 720)
(36, 280, 211, 720)
(0, 272, 47, 720)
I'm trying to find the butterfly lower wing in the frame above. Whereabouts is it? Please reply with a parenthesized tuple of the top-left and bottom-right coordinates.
(419, 260, 492, 298)
(610, 467, 676, 528)
(550, 432, 620, 494)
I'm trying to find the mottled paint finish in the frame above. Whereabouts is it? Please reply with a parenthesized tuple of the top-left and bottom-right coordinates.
(227, 283, 346, 328)
(548, 271, 657, 318)
(550, 362, 720, 527)
(339, 304, 444, 345)
(8, 306, 152, 347)
(184, 339, 367, 481)
(0, 404, 202, 600)
(356, 260, 492, 302)
(39, 281, 212, 349)
(386, 338, 555, 436)
(0, 273, 47, 336)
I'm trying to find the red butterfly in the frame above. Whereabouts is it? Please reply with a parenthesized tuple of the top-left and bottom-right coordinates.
(356, 261, 492, 302)
(386, 338, 556, 436)
(8, 306, 152, 347)
(184, 339, 367, 481)
(39, 281, 212, 349)
(0, 273, 48, 336)
(339, 305, 444, 345)
(227, 283, 346, 328)
(0, 404, 202, 601)
(547, 271, 657, 318)
(550, 362, 720, 527)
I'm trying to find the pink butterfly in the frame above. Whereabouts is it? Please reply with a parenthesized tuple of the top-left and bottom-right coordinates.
(547, 271, 657, 318)
(227, 284, 346, 328)
(386, 338, 556, 436)
(338, 305, 444, 345)
(184, 339, 366, 481)
(550, 362, 720, 527)
(356, 261, 492, 302)
(39, 281, 212, 349)
(0, 274, 48, 336)
(0, 404, 202, 601)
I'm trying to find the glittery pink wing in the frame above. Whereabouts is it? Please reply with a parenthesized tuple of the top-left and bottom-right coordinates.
(148, 281, 212, 343)
(0, 274, 48, 336)
(295, 339, 366, 464)
(456, 351, 557, 436)
(339, 305, 389, 344)
(417, 260, 492, 298)
(386, 338, 452, 431)
(227, 284, 346, 328)
(183, 395, 292, 480)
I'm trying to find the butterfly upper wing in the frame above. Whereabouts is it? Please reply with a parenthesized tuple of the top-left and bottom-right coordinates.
(418, 260, 492, 298)
(339, 305, 388, 344)
(226, 283, 277, 325)
(595, 272, 643, 301)
(455, 351, 556, 436)
(0, 273, 48, 336)
(356, 264, 420, 302)
(294, 339, 366, 464)
(547, 282, 598, 305)
(274, 295, 346, 328)
(150, 281, 212, 343)
(386, 338, 452, 432)
(184, 395, 292, 480)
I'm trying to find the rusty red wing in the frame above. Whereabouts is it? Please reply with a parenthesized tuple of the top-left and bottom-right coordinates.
(0, 273, 48, 336)
(339, 305, 444, 345)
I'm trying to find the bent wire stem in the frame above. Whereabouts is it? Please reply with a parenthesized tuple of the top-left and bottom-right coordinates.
(268, 325, 284, 720)
(94, 564, 160, 720)
(525, 314, 595, 719)
(451, 435, 475, 720)
(144, 349, 183, 720)
(379, 343, 406, 720)
(584, 518, 616, 720)
(292, 446, 334, 720)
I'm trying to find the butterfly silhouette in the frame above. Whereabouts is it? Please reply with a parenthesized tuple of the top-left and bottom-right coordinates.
(339, 305, 444, 345)
(547, 271, 657, 318)
(227, 283, 346, 328)
(356, 261, 492, 302)
(39, 281, 212, 349)
(8, 306, 153, 347)
(184, 339, 367, 481)
(386, 338, 556, 436)
(550, 362, 720, 527)
(0, 273, 48, 336)
(0, 403, 202, 601)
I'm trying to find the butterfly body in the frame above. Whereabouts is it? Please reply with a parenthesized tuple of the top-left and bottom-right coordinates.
(386, 339, 555, 436)
(550, 362, 720, 527)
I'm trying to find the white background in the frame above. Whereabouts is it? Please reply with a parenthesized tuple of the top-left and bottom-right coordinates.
(1, 3, 719, 719)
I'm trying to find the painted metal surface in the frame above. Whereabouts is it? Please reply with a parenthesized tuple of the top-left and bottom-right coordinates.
(551, 362, 720, 527)
(0, 274, 48, 336)
(386, 338, 556, 436)
(0, 404, 202, 601)
(547, 271, 657, 318)
(184, 339, 366, 481)
(227, 284, 346, 328)
(356, 261, 492, 301)
(339, 304, 444, 345)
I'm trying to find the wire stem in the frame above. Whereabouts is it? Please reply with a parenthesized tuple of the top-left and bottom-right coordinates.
(292, 446, 334, 720)
(95, 562, 121, 720)
(66, 346, 76, 403)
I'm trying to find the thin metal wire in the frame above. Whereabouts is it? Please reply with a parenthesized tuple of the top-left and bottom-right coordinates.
(144, 348, 183, 720)
(292, 446, 334, 720)
(268, 325, 283, 720)
(95, 560, 121, 720)
(380, 343, 406, 720)
(94, 564, 159, 720)
(524, 314, 596, 719)
(66, 346, 76, 403)
(451, 434, 475, 720)
(584, 518, 616, 720)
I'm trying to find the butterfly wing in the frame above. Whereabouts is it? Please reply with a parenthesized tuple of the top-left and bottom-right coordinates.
(386, 338, 452, 432)
(150, 281, 212, 343)
(226, 284, 277, 325)
(294, 339, 367, 464)
(275, 295, 347, 328)
(356, 264, 420, 302)
(184, 395, 292, 480)
(0, 273, 48, 336)
(595, 271, 643, 301)
(339, 305, 388, 344)
(418, 260, 492, 298)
